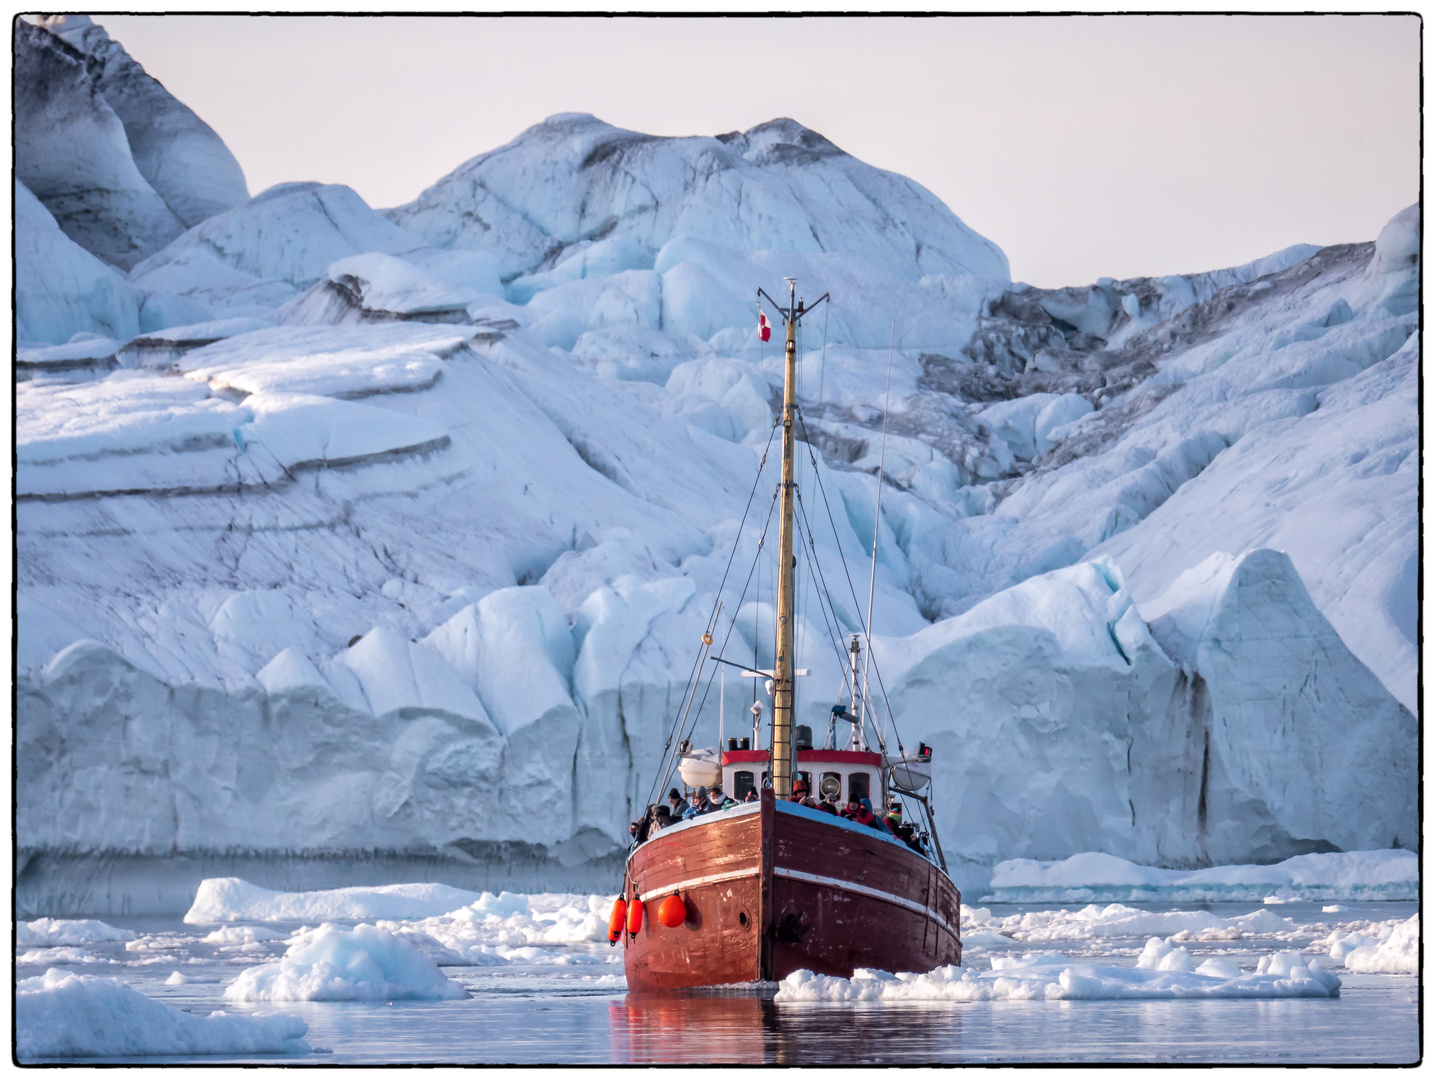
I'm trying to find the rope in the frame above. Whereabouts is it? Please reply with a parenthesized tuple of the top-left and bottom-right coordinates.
(640, 419, 780, 812)
(793, 405, 906, 755)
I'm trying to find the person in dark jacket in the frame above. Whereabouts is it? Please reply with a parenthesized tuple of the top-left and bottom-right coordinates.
(667, 788, 685, 819)
(685, 786, 713, 818)
(707, 783, 736, 811)
(651, 804, 673, 833)
(854, 798, 884, 831)
(630, 803, 657, 844)
(819, 792, 839, 815)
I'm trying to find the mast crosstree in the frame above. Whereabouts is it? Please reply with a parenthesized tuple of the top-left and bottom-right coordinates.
(757, 280, 828, 800)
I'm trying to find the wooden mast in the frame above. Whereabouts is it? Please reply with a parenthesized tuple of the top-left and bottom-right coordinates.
(771, 279, 800, 800)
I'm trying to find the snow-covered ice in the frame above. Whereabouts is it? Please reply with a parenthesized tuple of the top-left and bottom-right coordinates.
(985, 850, 1418, 903)
(18, 917, 137, 946)
(188, 878, 488, 924)
(775, 947, 1341, 1002)
(14, 19, 1418, 908)
(223, 922, 469, 1001)
(17, 968, 309, 1060)
(1339, 913, 1418, 974)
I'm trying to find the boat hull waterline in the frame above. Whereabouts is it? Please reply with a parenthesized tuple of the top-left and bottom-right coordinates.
(623, 792, 962, 992)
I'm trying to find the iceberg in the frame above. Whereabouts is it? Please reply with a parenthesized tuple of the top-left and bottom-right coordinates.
(222, 922, 469, 1001)
(17, 968, 309, 1060)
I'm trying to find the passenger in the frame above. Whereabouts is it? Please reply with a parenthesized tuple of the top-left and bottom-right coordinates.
(883, 803, 904, 836)
(788, 778, 810, 803)
(630, 803, 657, 844)
(686, 786, 713, 818)
(819, 792, 839, 815)
(854, 798, 884, 831)
(841, 797, 860, 820)
(667, 787, 685, 818)
(651, 804, 673, 833)
(708, 783, 736, 811)
(743, 788, 760, 803)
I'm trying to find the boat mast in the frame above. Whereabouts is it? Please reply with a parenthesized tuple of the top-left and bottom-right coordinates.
(759, 279, 827, 800)
(771, 280, 800, 800)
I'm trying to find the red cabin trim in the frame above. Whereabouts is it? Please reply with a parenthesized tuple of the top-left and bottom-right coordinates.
(720, 749, 770, 766)
(720, 748, 884, 767)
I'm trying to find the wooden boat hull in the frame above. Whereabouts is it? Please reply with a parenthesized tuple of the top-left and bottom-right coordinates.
(623, 791, 961, 991)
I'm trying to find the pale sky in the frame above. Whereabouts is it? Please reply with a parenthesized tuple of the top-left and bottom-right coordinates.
(97, 14, 1418, 287)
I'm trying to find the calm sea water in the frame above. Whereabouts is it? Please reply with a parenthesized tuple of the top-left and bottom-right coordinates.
(19, 902, 1419, 1065)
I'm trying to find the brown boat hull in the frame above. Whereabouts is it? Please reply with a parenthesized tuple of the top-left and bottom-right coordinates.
(623, 792, 961, 991)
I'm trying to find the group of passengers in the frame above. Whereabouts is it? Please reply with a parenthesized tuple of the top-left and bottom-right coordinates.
(629, 783, 749, 844)
(785, 779, 924, 853)
(629, 778, 924, 855)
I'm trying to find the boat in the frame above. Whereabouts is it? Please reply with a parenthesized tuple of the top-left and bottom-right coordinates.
(616, 281, 962, 992)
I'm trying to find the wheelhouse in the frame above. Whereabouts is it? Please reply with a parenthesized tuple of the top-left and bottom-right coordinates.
(721, 747, 884, 806)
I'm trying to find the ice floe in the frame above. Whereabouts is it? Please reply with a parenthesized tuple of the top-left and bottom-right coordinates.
(223, 923, 469, 1001)
(17, 968, 309, 1059)
(775, 947, 1341, 1002)
(18, 917, 137, 946)
(186, 877, 488, 923)
(984, 849, 1419, 903)
(1336, 913, 1418, 974)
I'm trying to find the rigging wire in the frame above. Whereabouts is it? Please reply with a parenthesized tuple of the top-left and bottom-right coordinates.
(794, 405, 906, 755)
(862, 321, 897, 742)
(666, 481, 784, 777)
(640, 419, 780, 813)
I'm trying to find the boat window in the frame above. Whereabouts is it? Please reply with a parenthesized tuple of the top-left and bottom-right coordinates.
(819, 772, 842, 800)
(733, 771, 755, 800)
(849, 771, 871, 805)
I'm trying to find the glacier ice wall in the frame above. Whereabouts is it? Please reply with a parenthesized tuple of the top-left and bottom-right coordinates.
(13, 28, 1418, 912)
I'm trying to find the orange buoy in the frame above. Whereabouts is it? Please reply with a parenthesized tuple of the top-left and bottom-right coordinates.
(608, 897, 627, 943)
(627, 895, 644, 935)
(657, 893, 687, 928)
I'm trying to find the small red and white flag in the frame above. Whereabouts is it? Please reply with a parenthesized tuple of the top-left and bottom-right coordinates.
(758, 311, 771, 342)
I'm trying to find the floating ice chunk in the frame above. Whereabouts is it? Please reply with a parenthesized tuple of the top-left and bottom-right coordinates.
(17, 968, 309, 1059)
(1136, 936, 1195, 972)
(223, 923, 468, 1001)
(776, 949, 1340, 1002)
(985, 849, 1418, 904)
(1195, 958, 1243, 979)
(1343, 914, 1417, 973)
(18, 947, 117, 966)
(201, 925, 288, 945)
(18, 918, 136, 947)
(185, 877, 488, 923)
(165, 971, 220, 985)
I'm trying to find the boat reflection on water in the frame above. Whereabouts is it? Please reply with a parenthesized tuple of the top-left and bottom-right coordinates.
(607, 990, 963, 1064)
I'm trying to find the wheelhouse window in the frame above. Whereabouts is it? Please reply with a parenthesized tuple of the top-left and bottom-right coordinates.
(848, 771, 871, 805)
(733, 771, 755, 800)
